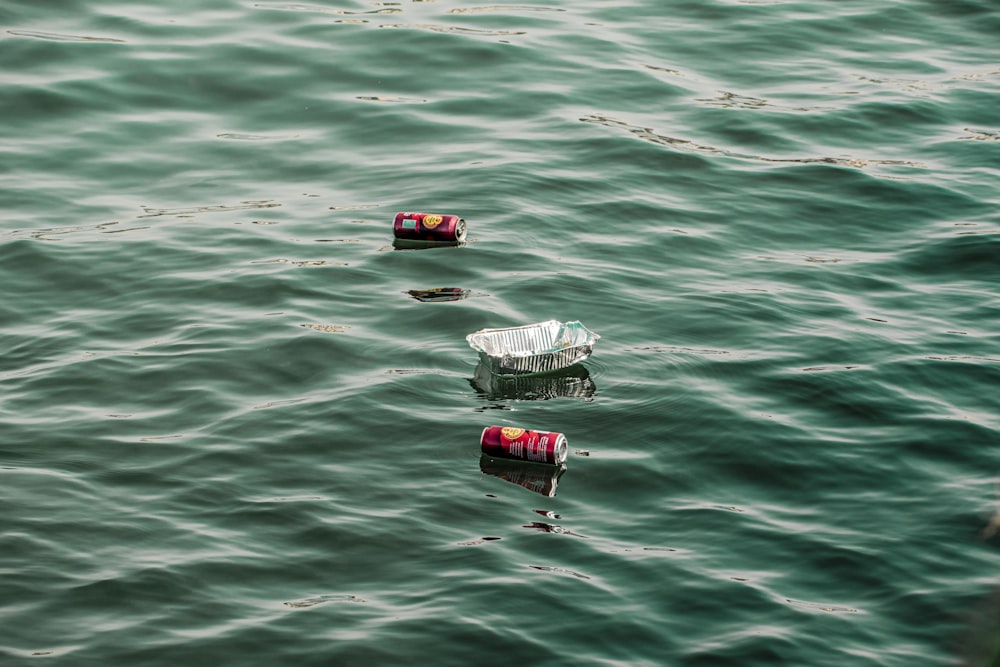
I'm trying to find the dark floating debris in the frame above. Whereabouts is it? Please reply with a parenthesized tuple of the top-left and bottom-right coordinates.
(407, 287, 470, 302)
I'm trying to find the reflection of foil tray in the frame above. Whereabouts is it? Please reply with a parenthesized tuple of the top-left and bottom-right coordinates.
(471, 361, 596, 401)
(466, 320, 600, 376)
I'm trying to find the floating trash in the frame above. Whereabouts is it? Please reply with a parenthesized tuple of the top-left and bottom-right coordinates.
(407, 287, 471, 302)
(480, 455, 566, 497)
(466, 320, 600, 375)
(392, 211, 466, 246)
(480, 425, 567, 465)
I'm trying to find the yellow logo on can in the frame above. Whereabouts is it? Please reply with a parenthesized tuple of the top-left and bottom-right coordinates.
(501, 427, 525, 440)
(422, 214, 444, 228)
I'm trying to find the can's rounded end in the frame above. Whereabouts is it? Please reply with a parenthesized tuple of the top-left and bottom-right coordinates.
(553, 434, 568, 465)
(455, 219, 467, 242)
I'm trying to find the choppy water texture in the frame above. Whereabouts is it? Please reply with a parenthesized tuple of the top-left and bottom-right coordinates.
(2, 1, 999, 665)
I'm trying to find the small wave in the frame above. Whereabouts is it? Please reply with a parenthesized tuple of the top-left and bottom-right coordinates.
(456, 536, 502, 546)
(644, 64, 683, 76)
(328, 203, 380, 211)
(379, 23, 526, 36)
(801, 365, 861, 372)
(254, 2, 346, 13)
(7, 30, 126, 43)
(252, 258, 346, 267)
(284, 594, 364, 608)
(253, 397, 306, 410)
(247, 495, 329, 503)
(580, 113, 924, 170)
(6, 220, 122, 241)
(626, 345, 732, 356)
(852, 74, 936, 95)
(300, 324, 351, 333)
(754, 252, 856, 264)
(696, 90, 832, 113)
(522, 521, 588, 537)
(785, 598, 860, 614)
(959, 128, 1000, 141)
(447, 5, 565, 14)
(216, 132, 301, 141)
(355, 95, 428, 103)
(138, 201, 280, 218)
(253, 3, 400, 15)
(528, 565, 591, 579)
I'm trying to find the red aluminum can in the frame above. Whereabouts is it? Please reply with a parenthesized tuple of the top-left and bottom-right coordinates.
(480, 425, 568, 465)
(392, 212, 466, 243)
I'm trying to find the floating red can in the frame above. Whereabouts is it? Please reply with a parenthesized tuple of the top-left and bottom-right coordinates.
(392, 212, 466, 243)
(480, 425, 568, 466)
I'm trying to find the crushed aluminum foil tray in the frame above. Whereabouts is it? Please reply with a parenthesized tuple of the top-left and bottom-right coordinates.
(466, 320, 600, 375)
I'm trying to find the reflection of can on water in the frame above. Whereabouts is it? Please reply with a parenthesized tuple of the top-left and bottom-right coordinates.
(480, 455, 566, 497)
(407, 287, 471, 303)
(392, 212, 466, 244)
(481, 425, 568, 465)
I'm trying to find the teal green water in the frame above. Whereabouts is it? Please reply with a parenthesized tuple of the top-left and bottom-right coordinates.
(2, 1, 999, 665)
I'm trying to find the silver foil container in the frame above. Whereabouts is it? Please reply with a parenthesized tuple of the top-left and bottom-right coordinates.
(466, 320, 600, 375)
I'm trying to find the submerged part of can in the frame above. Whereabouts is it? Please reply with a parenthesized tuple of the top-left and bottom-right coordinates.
(480, 425, 568, 466)
(392, 212, 466, 244)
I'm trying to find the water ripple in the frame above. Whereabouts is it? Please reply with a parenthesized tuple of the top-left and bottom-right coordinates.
(284, 593, 365, 608)
(580, 113, 925, 170)
(253, 3, 401, 15)
(447, 5, 566, 14)
(378, 23, 526, 36)
(528, 565, 591, 580)
(3, 0, 998, 664)
(7, 30, 127, 43)
(216, 132, 302, 141)
(138, 201, 281, 218)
